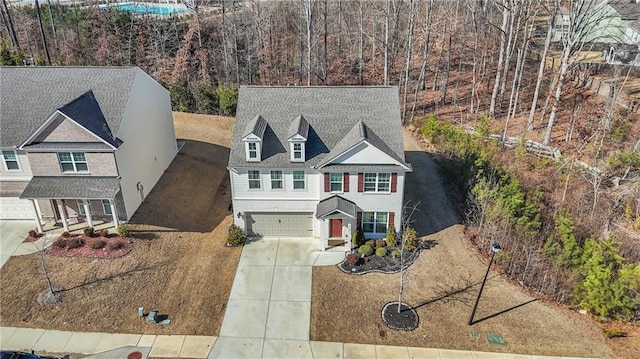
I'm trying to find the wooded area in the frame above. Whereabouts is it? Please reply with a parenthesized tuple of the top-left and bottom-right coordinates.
(1, 0, 639, 322)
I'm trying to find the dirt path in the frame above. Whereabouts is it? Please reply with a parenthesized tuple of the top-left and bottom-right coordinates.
(309, 130, 616, 358)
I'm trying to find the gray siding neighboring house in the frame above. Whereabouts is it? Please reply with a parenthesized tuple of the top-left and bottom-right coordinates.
(0, 66, 178, 232)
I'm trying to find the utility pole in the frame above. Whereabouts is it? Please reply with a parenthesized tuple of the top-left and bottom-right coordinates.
(1, 0, 20, 50)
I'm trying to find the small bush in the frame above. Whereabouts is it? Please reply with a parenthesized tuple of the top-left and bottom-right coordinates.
(365, 240, 375, 247)
(53, 238, 68, 248)
(345, 253, 359, 266)
(391, 250, 401, 258)
(67, 237, 84, 249)
(602, 327, 627, 338)
(227, 224, 245, 246)
(352, 225, 365, 247)
(107, 240, 126, 250)
(385, 223, 397, 247)
(61, 231, 71, 238)
(116, 223, 131, 237)
(375, 239, 386, 248)
(375, 247, 388, 257)
(100, 229, 109, 237)
(84, 227, 95, 237)
(403, 227, 418, 252)
(358, 244, 373, 256)
(91, 239, 107, 249)
(28, 229, 37, 238)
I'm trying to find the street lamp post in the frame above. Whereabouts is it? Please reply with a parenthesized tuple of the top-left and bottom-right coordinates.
(468, 242, 501, 325)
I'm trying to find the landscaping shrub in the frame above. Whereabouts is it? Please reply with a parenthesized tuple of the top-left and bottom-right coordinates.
(84, 227, 95, 237)
(227, 224, 245, 246)
(100, 229, 109, 237)
(391, 249, 401, 258)
(403, 227, 419, 252)
(53, 238, 68, 249)
(375, 239, 386, 248)
(107, 240, 125, 250)
(67, 237, 84, 249)
(61, 231, 71, 238)
(91, 239, 107, 249)
(602, 327, 627, 338)
(352, 226, 364, 247)
(358, 244, 373, 256)
(375, 247, 388, 257)
(345, 253, 359, 266)
(28, 229, 37, 238)
(116, 223, 131, 237)
(385, 223, 397, 247)
(365, 239, 375, 247)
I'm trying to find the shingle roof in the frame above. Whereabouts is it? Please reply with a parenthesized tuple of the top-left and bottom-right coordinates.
(242, 114, 267, 139)
(22, 142, 114, 151)
(0, 66, 139, 147)
(0, 181, 29, 196)
(57, 91, 123, 148)
(288, 115, 309, 140)
(316, 195, 357, 218)
(229, 86, 409, 169)
(20, 176, 121, 199)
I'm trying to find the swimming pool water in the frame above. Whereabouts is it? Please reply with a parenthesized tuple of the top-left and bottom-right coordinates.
(100, 2, 188, 15)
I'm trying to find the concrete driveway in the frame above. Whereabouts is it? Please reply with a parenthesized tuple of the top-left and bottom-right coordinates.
(0, 220, 34, 268)
(210, 238, 344, 358)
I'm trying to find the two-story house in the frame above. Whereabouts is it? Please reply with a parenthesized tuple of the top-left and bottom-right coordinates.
(0, 66, 178, 232)
(228, 86, 412, 249)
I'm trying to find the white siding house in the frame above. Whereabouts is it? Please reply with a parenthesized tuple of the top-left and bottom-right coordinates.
(0, 67, 177, 231)
(228, 86, 412, 249)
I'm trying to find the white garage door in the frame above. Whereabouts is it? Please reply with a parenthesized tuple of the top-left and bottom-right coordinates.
(247, 212, 313, 237)
(0, 197, 36, 220)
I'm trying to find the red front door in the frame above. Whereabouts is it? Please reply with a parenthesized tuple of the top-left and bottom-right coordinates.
(329, 219, 342, 238)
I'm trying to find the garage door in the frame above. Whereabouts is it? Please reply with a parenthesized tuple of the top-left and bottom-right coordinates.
(0, 197, 36, 220)
(247, 212, 313, 237)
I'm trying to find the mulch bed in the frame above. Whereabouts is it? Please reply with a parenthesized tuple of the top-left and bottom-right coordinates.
(45, 235, 132, 259)
(338, 240, 435, 274)
(382, 302, 419, 331)
(23, 235, 40, 243)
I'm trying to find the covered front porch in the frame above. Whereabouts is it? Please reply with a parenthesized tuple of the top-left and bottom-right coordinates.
(316, 195, 358, 251)
(19, 176, 124, 234)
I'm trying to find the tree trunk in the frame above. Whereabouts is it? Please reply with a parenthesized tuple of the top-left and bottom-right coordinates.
(528, 1, 556, 131)
(489, 0, 509, 118)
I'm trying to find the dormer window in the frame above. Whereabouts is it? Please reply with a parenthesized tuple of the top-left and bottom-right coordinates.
(290, 142, 305, 162)
(245, 141, 261, 162)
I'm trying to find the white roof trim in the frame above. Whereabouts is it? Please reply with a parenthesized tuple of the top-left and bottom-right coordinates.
(317, 140, 410, 170)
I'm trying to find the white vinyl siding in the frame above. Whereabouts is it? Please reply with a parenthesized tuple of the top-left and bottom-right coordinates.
(0, 197, 36, 219)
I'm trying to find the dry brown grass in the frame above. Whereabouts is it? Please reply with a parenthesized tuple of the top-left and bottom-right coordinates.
(310, 131, 618, 358)
(0, 112, 239, 336)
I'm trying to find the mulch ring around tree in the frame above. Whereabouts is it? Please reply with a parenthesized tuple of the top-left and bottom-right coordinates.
(45, 234, 133, 259)
(338, 240, 435, 274)
(382, 301, 419, 331)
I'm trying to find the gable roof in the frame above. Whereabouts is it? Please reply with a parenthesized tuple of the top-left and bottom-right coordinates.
(229, 86, 409, 169)
(288, 115, 309, 140)
(0, 66, 139, 148)
(316, 195, 357, 218)
(242, 114, 267, 139)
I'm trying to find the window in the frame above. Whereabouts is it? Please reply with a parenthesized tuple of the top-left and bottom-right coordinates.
(248, 142, 258, 159)
(362, 212, 388, 234)
(102, 199, 112, 215)
(2, 150, 20, 171)
(330, 172, 343, 192)
(77, 200, 88, 216)
(291, 142, 305, 162)
(364, 173, 391, 192)
(248, 170, 261, 189)
(58, 152, 88, 173)
(271, 170, 283, 189)
(293, 171, 305, 189)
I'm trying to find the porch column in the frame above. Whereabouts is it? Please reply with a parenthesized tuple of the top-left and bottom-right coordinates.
(82, 200, 93, 227)
(346, 222, 352, 251)
(56, 199, 69, 232)
(30, 199, 43, 233)
(109, 199, 119, 228)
